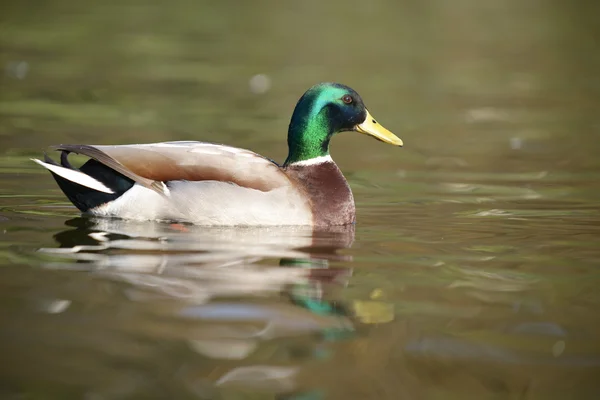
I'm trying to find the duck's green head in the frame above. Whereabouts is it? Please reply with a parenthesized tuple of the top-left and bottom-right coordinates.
(284, 82, 403, 166)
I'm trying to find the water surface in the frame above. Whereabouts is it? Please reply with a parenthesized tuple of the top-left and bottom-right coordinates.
(1, 0, 600, 398)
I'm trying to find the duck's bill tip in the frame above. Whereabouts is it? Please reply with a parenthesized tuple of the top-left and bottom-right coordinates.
(355, 110, 403, 147)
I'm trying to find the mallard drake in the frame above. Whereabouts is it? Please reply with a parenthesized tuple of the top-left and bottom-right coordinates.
(33, 82, 403, 226)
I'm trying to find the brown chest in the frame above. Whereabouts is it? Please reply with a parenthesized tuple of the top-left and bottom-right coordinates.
(284, 161, 355, 226)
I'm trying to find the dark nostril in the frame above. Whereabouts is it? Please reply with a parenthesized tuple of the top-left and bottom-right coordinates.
(372, 119, 377, 124)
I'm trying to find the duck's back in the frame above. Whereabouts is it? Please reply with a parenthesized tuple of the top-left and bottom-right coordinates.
(34, 141, 315, 226)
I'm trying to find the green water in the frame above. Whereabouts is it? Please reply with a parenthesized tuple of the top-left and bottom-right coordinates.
(1, 0, 600, 398)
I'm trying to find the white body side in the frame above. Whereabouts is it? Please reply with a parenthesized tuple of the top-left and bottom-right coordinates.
(90, 181, 313, 226)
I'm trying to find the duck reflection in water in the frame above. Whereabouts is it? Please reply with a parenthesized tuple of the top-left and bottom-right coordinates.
(39, 217, 357, 396)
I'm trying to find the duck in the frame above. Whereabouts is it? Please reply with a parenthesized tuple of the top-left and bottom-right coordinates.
(33, 82, 403, 227)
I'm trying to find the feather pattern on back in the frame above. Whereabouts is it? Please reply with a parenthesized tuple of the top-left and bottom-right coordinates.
(53, 141, 292, 192)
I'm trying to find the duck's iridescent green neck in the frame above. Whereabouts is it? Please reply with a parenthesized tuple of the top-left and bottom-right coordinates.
(284, 111, 332, 165)
(283, 84, 347, 166)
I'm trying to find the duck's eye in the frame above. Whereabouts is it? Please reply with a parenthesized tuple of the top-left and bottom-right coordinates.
(342, 95, 353, 104)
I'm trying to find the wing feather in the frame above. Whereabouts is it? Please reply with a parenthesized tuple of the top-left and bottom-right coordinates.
(51, 141, 292, 192)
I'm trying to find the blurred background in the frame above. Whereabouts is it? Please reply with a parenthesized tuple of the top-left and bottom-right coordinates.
(1, 0, 600, 399)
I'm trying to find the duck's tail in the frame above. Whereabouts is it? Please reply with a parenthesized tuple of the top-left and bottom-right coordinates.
(32, 152, 135, 212)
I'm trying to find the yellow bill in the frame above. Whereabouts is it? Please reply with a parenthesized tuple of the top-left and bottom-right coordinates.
(355, 110, 403, 146)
